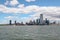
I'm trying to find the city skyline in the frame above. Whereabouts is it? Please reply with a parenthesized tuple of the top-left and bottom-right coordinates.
(9, 14, 50, 25)
(0, 0, 60, 24)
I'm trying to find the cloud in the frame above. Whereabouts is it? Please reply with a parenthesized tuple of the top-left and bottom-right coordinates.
(4, 16, 14, 20)
(4, 1, 9, 6)
(0, 5, 60, 16)
(25, 0, 36, 2)
(10, 0, 19, 6)
(5, 0, 19, 6)
(4, 16, 18, 20)
(18, 4, 24, 8)
(0, 5, 40, 13)
(0, 4, 60, 22)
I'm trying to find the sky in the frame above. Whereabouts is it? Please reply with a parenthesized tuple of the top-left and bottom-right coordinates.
(0, 0, 60, 24)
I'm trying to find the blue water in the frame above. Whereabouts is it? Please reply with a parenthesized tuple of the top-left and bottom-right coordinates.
(0, 25, 60, 40)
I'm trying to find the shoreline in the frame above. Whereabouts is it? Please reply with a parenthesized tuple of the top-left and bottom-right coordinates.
(0, 24, 60, 26)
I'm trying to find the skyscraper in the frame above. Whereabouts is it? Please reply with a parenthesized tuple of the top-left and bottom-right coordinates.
(9, 20, 12, 25)
(36, 19, 40, 25)
(40, 14, 43, 24)
(45, 18, 49, 25)
(15, 20, 17, 25)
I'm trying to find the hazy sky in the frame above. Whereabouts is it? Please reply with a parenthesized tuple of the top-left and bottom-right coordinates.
(0, 0, 60, 24)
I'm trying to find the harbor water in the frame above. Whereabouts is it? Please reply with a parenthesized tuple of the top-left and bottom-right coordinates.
(0, 25, 60, 40)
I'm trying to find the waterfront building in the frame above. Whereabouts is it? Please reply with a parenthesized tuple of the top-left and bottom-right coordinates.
(45, 18, 49, 25)
(29, 20, 33, 25)
(33, 20, 36, 25)
(20, 22, 24, 25)
(53, 21, 56, 24)
(40, 14, 43, 24)
(9, 20, 12, 25)
(15, 20, 17, 25)
(36, 19, 40, 25)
